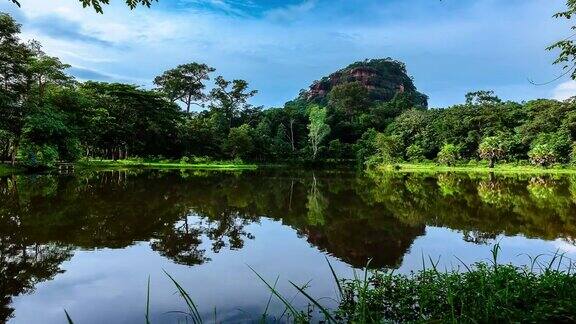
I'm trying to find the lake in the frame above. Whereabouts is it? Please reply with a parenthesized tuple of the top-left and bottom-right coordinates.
(2, 169, 576, 323)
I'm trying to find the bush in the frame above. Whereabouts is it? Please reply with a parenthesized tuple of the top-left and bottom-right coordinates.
(374, 133, 403, 164)
(437, 143, 460, 166)
(406, 144, 425, 162)
(19, 143, 59, 169)
(478, 135, 509, 167)
(528, 144, 557, 167)
(528, 132, 571, 166)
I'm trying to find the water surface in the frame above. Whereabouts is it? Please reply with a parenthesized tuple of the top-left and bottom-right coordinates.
(2, 169, 576, 323)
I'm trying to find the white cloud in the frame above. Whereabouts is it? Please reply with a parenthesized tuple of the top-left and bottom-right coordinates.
(0, 0, 571, 107)
(264, 0, 317, 22)
(552, 80, 576, 101)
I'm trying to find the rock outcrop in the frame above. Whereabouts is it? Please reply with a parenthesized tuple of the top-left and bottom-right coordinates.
(300, 58, 428, 108)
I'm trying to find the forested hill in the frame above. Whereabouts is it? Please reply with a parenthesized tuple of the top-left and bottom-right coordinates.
(294, 58, 428, 109)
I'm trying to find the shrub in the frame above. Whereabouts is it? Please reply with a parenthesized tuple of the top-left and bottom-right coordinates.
(19, 143, 59, 169)
(406, 144, 425, 162)
(374, 133, 403, 164)
(437, 143, 460, 166)
(478, 135, 509, 168)
(528, 132, 571, 166)
(528, 144, 557, 166)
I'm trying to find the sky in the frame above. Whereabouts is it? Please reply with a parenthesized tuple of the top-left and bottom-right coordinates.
(0, 0, 575, 109)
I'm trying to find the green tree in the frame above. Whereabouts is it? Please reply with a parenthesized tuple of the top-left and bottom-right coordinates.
(437, 144, 460, 166)
(374, 133, 403, 164)
(465, 90, 501, 105)
(225, 124, 253, 159)
(154, 63, 214, 113)
(328, 82, 370, 121)
(0, 13, 33, 164)
(209, 76, 257, 129)
(528, 132, 571, 166)
(478, 135, 509, 168)
(528, 144, 557, 167)
(27, 42, 73, 100)
(406, 144, 425, 162)
(307, 105, 330, 159)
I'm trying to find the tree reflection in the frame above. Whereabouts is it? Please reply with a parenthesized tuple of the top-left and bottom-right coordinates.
(0, 176, 73, 321)
(2, 169, 576, 316)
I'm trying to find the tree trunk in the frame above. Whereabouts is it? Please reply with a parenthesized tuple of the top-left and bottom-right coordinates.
(489, 157, 495, 168)
(290, 119, 295, 152)
(10, 141, 18, 166)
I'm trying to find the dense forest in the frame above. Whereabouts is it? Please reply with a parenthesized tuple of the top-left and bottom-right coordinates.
(1, 11, 576, 170)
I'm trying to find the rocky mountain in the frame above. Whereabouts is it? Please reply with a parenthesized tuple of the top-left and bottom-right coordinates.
(298, 58, 428, 108)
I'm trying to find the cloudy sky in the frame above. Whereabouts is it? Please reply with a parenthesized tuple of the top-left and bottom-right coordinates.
(1, 0, 574, 108)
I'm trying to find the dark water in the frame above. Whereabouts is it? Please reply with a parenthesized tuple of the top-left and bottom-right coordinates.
(2, 169, 576, 323)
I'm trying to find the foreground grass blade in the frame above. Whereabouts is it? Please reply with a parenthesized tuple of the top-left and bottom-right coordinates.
(163, 270, 203, 324)
(247, 265, 301, 320)
(288, 280, 337, 323)
(146, 275, 151, 324)
(64, 310, 74, 324)
(325, 257, 343, 300)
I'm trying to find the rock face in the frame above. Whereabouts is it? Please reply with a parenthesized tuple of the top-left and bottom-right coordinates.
(301, 58, 428, 108)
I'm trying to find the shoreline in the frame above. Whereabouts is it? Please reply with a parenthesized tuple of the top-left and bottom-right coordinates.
(375, 162, 576, 174)
(0, 164, 25, 177)
(75, 159, 260, 171)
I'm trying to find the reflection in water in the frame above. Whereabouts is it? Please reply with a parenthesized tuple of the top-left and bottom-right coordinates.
(1, 170, 576, 321)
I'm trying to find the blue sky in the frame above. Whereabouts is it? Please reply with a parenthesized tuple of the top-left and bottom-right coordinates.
(1, 0, 574, 108)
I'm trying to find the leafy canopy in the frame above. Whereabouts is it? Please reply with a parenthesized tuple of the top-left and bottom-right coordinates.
(8, 0, 157, 13)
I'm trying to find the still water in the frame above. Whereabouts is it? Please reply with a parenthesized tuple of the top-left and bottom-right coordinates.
(2, 169, 576, 323)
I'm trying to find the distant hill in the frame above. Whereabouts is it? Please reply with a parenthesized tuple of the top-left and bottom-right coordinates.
(296, 58, 428, 108)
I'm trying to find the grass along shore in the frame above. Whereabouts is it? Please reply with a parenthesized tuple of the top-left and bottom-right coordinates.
(76, 159, 259, 171)
(376, 162, 576, 174)
(0, 164, 24, 177)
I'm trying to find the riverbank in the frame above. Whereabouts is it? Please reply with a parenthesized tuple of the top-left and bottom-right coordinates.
(0, 164, 25, 177)
(76, 159, 259, 171)
(375, 162, 576, 174)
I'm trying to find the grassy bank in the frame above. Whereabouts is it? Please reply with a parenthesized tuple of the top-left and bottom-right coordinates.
(376, 162, 576, 174)
(0, 164, 24, 177)
(76, 159, 259, 171)
(64, 246, 576, 323)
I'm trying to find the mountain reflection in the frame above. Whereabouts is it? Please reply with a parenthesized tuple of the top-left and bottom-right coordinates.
(1, 170, 576, 321)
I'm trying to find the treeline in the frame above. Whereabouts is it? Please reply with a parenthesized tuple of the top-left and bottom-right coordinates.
(371, 92, 576, 168)
(3, 11, 576, 170)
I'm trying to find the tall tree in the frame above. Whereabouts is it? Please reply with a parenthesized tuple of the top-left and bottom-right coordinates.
(27, 41, 73, 100)
(307, 105, 330, 159)
(154, 63, 214, 113)
(0, 13, 32, 164)
(209, 76, 257, 129)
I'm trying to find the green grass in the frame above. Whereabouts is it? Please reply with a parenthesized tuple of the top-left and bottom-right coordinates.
(76, 159, 258, 171)
(66, 245, 576, 323)
(0, 163, 24, 176)
(336, 246, 576, 323)
(376, 162, 576, 174)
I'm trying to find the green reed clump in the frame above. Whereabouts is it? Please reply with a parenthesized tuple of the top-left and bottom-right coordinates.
(337, 247, 576, 323)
